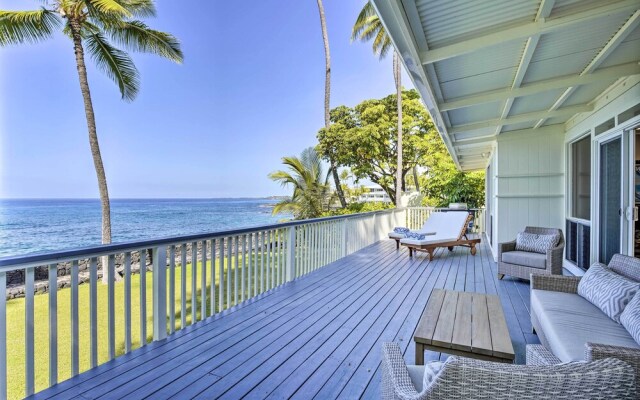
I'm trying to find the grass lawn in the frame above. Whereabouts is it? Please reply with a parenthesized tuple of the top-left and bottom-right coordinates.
(6, 252, 284, 400)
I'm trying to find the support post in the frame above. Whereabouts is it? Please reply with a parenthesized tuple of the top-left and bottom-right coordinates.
(286, 226, 296, 282)
(152, 245, 167, 341)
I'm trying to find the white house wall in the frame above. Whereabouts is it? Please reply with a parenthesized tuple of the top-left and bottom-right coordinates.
(490, 128, 565, 258)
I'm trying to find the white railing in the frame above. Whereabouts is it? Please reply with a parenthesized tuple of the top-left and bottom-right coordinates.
(406, 207, 485, 234)
(0, 208, 404, 399)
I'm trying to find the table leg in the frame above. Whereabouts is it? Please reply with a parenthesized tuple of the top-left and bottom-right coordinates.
(415, 343, 424, 365)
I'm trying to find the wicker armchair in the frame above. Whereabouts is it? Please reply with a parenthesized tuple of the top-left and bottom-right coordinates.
(497, 226, 564, 280)
(530, 273, 640, 396)
(381, 342, 636, 399)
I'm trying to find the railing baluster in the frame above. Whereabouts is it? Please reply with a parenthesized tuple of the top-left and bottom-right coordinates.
(200, 240, 206, 320)
(140, 250, 147, 345)
(253, 233, 259, 297)
(180, 244, 187, 329)
(191, 242, 197, 324)
(25, 267, 34, 396)
(0, 271, 5, 400)
(214, 239, 216, 315)
(152, 246, 167, 341)
(234, 236, 239, 305)
(219, 238, 225, 312)
(124, 252, 132, 353)
(108, 255, 115, 360)
(70, 260, 79, 375)
(268, 230, 273, 289)
(48, 264, 58, 386)
(241, 234, 246, 302)
(226, 237, 232, 308)
(89, 258, 98, 368)
(260, 231, 265, 293)
(247, 234, 252, 300)
(169, 246, 176, 333)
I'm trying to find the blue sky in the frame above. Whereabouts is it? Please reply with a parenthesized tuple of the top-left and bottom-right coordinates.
(0, 0, 413, 198)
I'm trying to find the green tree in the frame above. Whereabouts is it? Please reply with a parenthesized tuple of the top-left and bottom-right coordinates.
(316, 0, 347, 208)
(269, 147, 334, 220)
(0, 0, 183, 282)
(352, 1, 406, 206)
(317, 89, 435, 204)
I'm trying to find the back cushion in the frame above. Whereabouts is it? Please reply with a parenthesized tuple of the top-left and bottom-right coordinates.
(578, 263, 640, 323)
(515, 232, 560, 254)
(609, 254, 640, 282)
(620, 292, 640, 345)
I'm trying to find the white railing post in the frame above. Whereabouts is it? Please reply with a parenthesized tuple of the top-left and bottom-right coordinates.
(152, 245, 167, 341)
(0, 271, 6, 400)
(286, 226, 296, 282)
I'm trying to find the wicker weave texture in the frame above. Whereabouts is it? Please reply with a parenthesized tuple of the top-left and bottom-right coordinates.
(497, 227, 564, 280)
(526, 344, 561, 365)
(530, 274, 581, 293)
(381, 342, 636, 400)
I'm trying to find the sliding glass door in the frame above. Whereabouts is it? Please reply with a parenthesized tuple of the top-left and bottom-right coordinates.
(599, 137, 622, 264)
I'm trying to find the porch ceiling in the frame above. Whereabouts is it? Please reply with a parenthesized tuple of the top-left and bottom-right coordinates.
(371, 0, 640, 171)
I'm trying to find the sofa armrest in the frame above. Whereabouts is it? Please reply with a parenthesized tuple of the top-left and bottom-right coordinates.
(530, 274, 581, 293)
(381, 343, 424, 400)
(586, 342, 640, 396)
(498, 240, 516, 260)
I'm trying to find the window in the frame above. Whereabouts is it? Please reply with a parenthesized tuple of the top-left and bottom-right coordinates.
(571, 135, 591, 220)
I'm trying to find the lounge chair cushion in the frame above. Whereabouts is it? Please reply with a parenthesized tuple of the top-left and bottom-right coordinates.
(398, 212, 470, 247)
(400, 235, 458, 246)
(531, 289, 640, 362)
(577, 263, 640, 323)
(502, 251, 546, 269)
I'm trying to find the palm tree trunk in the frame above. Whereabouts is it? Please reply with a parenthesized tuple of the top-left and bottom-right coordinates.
(69, 18, 115, 283)
(317, 0, 347, 209)
(394, 51, 403, 208)
(413, 166, 420, 192)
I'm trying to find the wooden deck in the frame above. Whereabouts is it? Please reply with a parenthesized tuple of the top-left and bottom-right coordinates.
(32, 237, 538, 400)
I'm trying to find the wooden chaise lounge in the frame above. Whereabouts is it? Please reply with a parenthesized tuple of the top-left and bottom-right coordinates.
(399, 211, 480, 261)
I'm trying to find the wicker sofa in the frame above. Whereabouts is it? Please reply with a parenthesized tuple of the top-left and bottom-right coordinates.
(497, 226, 564, 280)
(530, 254, 640, 396)
(381, 342, 636, 399)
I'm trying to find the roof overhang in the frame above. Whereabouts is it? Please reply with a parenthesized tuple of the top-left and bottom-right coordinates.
(371, 0, 640, 171)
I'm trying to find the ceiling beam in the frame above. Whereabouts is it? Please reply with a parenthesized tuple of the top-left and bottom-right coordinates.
(533, 9, 640, 128)
(494, 0, 554, 136)
(419, 0, 639, 64)
(449, 105, 592, 134)
(439, 62, 640, 111)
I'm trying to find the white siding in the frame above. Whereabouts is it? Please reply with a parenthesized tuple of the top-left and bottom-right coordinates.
(491, 129, 565, 258)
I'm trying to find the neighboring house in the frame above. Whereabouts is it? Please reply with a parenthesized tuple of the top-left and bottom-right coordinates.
(372, 0, 640, 276)
(358, 185, 392, 203)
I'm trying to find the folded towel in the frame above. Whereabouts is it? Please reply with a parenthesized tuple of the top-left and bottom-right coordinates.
(405, 231, 426, 240)
(393, 227, 410, 234)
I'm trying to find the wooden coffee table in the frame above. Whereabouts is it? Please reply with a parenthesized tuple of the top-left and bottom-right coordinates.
(414, 289, 515, 364)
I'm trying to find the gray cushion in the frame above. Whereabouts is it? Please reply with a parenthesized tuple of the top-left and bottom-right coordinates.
(501, 251, 546, 269)
(609, 254, 640, 282)
(621, 291, 640, 345)
(515, 231, 560, 254)
(531, 289, 640, 362)
(406, 365, 424, 392)
(577, 263, 640, 323)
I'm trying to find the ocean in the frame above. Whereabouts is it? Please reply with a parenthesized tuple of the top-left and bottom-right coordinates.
(0, 198, 289, 258)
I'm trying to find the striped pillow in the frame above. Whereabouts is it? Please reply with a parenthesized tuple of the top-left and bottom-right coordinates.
(620, 292, 640, 345)
(393, 227, 410, 234)
(578, 263, 640, 323)
(515, 232, 560, 254)
(405, 232, 426, 240)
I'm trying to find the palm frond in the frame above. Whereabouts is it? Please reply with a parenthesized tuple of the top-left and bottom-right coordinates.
(107, 20, 182, 63)
(351, 1, 376, 41)
(351, 1, 392, 59)
(84, 32, 140, 100)
(0, 9, 60, 45)
(117, 0, 157, 17)
(372, 28, 392, 58)
(86, 0, 132, 17)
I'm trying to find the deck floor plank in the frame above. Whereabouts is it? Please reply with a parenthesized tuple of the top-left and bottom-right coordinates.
(30, 237, 534, 400)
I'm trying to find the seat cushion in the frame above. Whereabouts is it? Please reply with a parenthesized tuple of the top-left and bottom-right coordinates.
(501, 251, 546, 269)
(531, 289, 640, 362)
(400, 235, 458, 246)
(577, 263, 640, 323)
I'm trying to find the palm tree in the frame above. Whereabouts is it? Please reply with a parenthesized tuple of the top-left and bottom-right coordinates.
(316, 0, 347, 209)
(0, 0, 183, 282)
(352, 1, 406, 206)
(269, 147, 333, 220)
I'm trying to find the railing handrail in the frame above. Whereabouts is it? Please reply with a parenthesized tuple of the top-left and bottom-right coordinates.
(0, 208, 400, 270)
